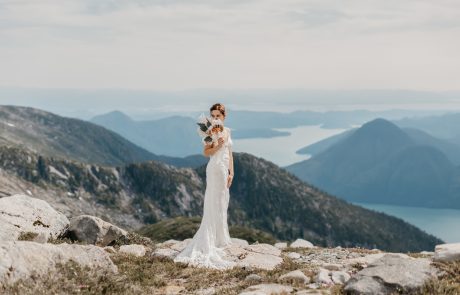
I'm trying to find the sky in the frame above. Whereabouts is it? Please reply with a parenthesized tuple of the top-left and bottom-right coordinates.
(1, 0, 460, 92)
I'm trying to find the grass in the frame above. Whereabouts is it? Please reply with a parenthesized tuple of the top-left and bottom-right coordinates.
(417, 261, 460, 295)
(137, 216, 278, 245)
(1, 246, 328, 295)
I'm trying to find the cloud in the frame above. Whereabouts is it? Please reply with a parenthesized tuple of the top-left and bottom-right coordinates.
(0, 0, 459, 91)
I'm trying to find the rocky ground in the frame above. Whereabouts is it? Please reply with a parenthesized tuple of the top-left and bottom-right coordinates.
(1, 194, 459, 295)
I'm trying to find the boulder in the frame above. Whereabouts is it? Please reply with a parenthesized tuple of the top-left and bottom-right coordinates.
(231, 238, 249, 246)
(343, 252, 406, 267)
(68, 215, 127, 246)
(290, 238, 314, 249)
(245, 274, 263, 283)
(274, 242, 288, 249)
(0, 194, 69, 242)
(228, 243, 283, 271)
(170, 238, 192, 252)
(434, 243, 460, 262)
(315, 268, 333, 285)
(344, 254, 438, 295)
(278, 269, 310, 284)
(331, 271, 351, 284)
(286, 252, 302, 259)
(239, 283, 293, 295)
(119, 244, 146, 257)
(0, 241, 117, 286)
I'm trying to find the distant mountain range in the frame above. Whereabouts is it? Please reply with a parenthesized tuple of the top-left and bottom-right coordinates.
(0, 106, 442, 251)
(0, 105, 206, 168)
(394, 113, 460, 142)
(287, 118, 460, 209)
(90, 109, 446, 158)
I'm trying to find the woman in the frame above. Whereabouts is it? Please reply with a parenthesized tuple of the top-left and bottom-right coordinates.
(173, 103, 236, 270)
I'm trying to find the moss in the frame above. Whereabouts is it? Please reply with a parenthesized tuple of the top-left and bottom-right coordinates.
(137, 216, 277, 245)
(17, 232, 38, 241)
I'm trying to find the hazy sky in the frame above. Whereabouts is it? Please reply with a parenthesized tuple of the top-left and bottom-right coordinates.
(1, 0, 460, 91)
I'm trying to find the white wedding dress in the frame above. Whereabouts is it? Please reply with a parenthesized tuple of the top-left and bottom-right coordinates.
(173, 127, 237, 270)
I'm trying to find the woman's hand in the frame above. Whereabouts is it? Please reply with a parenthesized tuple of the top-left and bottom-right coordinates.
(227, 174, 233, 188)
(216, 137, 224, 149)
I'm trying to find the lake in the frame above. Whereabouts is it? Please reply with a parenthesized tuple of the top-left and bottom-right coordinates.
(355, 202, 460, 243)
(232, 125, 347, 167)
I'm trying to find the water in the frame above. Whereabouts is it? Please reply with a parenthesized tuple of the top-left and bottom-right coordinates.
(232, 125, 347, 167)
(355, 202, 460, 243)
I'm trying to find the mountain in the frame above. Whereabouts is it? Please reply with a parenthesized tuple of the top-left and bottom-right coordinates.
(402, 127, 460, 165)
(0, 105, 205, 168)
(394, 113, 460, 140)
(90, 109, 446, 158)
(0, 143, 442, 251)
(296, 126, 460, 165)
(286, 118, 460, 209)
(296, 128, 356, 157)
(91, 111, 205, 158)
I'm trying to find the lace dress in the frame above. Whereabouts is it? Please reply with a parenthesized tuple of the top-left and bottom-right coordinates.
(173, 127, 236, 270)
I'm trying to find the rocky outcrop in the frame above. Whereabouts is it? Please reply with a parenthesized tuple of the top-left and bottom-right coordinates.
(0, 194, 454, 295)
(343, 253, 438, 295)
(0, 241, 117, 286)
(290, 238, 315, 249)
(434, 243, 460, 262)
(0, 194, 69, 242)
(278, 269, 310, 284)
(68, 215, 127, 246)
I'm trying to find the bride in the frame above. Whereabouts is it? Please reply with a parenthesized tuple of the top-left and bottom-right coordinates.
(173, 103, 237, 270)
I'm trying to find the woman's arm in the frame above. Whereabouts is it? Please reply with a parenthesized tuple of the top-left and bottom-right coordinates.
(228, 147, 234, 176)
(203, 139, 223, 157)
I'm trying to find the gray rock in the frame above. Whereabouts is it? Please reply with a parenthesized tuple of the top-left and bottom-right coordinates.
(0, 241, 117, 286)
(239, 283, 293, 295)
(153, 248, 179, 258)
(331, 270, 351, 284)
(322, 263, 342, 271)
(232, 238, 249, 246)
(32, 232, 49, 244)
(68, 215, 127, 246)
(286, 252, 302, 260)
(245, 274, 263, 283)
(434, 243, 460, 262)
(290, 238, 314, 249)
(315, 268, 332, 285)
(278, 269, 310, 284)
(225, 243, 283, 270)
(274, 242, 288, 249)
(344, 253, 438, 295)
(170, 238, 192, 252)
(0, 194, 69, 242)
(119, 244, 146, 257)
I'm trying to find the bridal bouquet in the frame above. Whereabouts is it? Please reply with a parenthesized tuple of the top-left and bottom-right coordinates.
(196, 113, 224, 145)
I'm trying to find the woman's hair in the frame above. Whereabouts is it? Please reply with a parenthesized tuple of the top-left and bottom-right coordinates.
(210, 103, 226, 117)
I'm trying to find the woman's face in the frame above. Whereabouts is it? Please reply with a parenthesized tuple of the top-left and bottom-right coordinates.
(210, 110, 225, 122)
